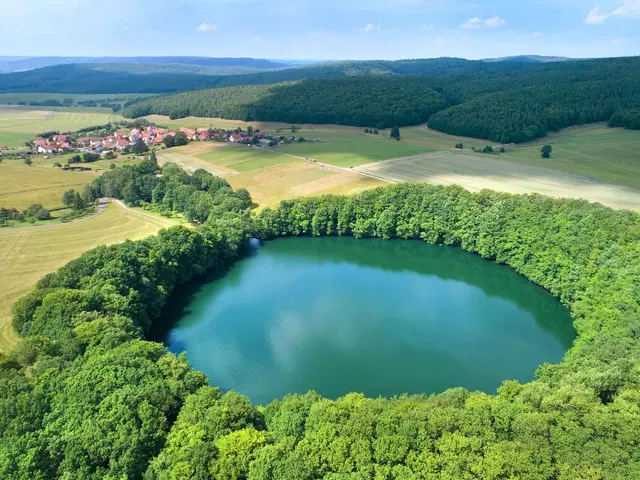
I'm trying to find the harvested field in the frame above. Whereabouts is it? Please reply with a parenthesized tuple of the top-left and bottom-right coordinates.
(356, 151, 640, 211)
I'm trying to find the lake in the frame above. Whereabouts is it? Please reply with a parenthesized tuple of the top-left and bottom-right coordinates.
(155, 237, 575, 405)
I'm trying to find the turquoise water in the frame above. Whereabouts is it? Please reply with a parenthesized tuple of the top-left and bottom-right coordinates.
(157, 237, 575, 405)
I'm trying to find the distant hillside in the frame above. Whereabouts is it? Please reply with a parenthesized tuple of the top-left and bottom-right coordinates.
(0, 57, 541, 94)
(482, 55, 574, 63)
(0, 56, 291, 73)
(123, 76, 448, 129)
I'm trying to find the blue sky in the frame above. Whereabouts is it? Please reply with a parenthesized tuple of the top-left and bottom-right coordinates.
(1, 0, 638, 60)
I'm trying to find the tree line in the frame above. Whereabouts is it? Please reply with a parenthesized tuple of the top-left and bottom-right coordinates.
(123, 77, 447, 129)
(609, 108, 640, 130)
(1, 167, 640, 478)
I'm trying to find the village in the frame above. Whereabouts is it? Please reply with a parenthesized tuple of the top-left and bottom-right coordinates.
(25, 124, 320, 157)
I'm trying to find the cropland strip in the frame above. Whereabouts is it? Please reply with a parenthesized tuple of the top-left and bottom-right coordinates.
(355, 152, 640, 211)
(0, 200, 175, 352)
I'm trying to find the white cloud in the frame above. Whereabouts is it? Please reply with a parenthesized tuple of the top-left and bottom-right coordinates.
(308, 31, 323, 38)
(460, 17, 483, 29)
(460, 16, 506, 29)
(419, 24, 434, 31)
(196, 22, 217, 32)
(361, 23, 380, 32)
(532, 31, 544, 37)
(584, 7, 610, 24)
(585, 1, 640, 24)
(613, 0, 640, 17)
(484, 16, 506, 27)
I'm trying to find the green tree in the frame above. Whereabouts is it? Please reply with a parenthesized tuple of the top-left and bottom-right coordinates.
(163, 135, 175, 148)
(132, 141, 149, 154)
(33, 207, 51, 221)
(173, 132, 189, 147)
(541, 145, 552, 158)
(390, 126, 401, 139)
(62, 189, 75, 207)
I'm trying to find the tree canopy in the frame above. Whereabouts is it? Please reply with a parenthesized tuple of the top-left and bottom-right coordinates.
(123, 77, 447, 129)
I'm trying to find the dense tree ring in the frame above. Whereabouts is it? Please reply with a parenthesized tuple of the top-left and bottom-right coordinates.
(3, 179, 640, 479)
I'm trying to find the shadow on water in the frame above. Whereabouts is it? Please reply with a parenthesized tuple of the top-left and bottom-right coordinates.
(148, 241, 262, 345)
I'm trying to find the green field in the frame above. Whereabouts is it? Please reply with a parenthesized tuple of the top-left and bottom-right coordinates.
(0, 201, 175, 351)
(158, 142, 385, 208)
(498, 124, 640, 190)
(198, 145, 296, 172)
(0, 162, 99, 209)
(0, 106, 124, 147)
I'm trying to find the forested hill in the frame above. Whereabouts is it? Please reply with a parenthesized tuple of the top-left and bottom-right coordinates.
(0, 57, 550, 94)
(4, 56, 640, 142)
(427, 56, 640, 142)
(120, 56, 640, 140)
(123, 77, 447, 128)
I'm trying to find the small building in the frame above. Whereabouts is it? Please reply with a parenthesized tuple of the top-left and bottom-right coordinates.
(258, 138, 273, 148)
(116, 138, 130, 150)
(229, 133, 243, 143)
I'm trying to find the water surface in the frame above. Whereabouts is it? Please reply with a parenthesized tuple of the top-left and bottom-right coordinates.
(156, 237, 575, 405)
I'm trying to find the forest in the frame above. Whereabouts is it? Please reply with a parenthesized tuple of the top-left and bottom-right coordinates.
(1, 159, 640, 478)
(120, 55, 640, 141)
(123, 77, 447, 129)
(609, 108, 640, 130)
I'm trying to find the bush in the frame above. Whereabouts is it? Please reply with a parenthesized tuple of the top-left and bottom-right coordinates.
(33, 207, 51, 221)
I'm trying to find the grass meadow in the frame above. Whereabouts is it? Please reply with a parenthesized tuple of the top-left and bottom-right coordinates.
(0, 201, 175, 351)
(0, 106, 124, 147)
(0, 162, 99, 209)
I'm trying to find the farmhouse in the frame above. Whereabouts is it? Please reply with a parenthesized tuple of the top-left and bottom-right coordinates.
(258, 138, 273, 148)
(116, 138, 130, 150)
(229, 133, 243, 143)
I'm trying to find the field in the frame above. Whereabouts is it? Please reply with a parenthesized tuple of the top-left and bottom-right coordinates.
(157, 142, 386, 208)
(0, 201, 176, 351)
(0, 106, 124, 147)
(0, 162, 99, 209)
(498, 124, 640, 190)
(356, 151, 640, 211)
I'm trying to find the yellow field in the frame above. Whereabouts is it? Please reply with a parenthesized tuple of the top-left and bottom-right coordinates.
(157, 143, 385, 208)
(0, 201, 175, 351)
(0, 162, 99, 209)
(0, 106, 123, 147)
